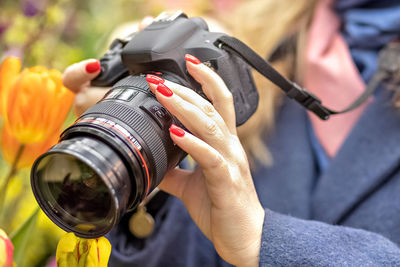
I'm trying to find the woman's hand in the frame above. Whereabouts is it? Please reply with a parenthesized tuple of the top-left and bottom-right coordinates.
(147, 55, 265, 267)
(63, 55, 265, 266)
(63, 55, 264, 266)
(63, 59, 104, 115)
(63, 16, 154, 115)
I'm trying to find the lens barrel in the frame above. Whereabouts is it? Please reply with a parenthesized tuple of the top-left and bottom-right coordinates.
(31, 75, 186, 238)
(31, 136, 130, 237)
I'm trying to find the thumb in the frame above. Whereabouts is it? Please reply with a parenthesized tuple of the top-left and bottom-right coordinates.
(63, 59, 101, 93)
(74, 86, 110, 116)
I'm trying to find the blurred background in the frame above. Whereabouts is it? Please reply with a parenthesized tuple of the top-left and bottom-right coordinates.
(0, 0, 240, 266)
(0, 0, 240, 69)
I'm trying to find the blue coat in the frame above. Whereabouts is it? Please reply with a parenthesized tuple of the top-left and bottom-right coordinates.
(108, 88, 400, 266)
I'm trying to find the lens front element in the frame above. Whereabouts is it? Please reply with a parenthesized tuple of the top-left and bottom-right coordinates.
(35, 153, 113, 234)
(31, 136, 131, 238)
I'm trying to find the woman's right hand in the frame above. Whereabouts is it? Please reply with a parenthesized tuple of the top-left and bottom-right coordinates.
(64, 57, 264, 267)
(62, 17, 265, 267)
(63, 16, 154, 114)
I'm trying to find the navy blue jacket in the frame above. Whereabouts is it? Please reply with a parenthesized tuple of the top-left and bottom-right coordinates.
(108, 88, 400, 266)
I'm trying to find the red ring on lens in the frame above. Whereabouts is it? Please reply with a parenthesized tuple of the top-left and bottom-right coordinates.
(79, 119, 151, 195)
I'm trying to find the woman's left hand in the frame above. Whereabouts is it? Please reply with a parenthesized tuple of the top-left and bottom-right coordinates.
(147, 54, 265, 267)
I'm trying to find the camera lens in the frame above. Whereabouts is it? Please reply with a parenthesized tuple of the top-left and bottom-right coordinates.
(31, 75, 186, 238)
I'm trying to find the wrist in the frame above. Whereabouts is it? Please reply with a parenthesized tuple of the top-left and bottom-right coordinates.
(236, 207, 265, 267)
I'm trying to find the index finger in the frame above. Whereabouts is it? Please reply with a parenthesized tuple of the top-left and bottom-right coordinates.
(185, 54, 236, 134)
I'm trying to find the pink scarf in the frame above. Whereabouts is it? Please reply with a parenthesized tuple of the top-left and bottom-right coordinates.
(304, 0, 373, 158)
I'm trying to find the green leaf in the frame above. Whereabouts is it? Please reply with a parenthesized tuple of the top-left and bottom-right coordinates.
(10, 208, 40, 267)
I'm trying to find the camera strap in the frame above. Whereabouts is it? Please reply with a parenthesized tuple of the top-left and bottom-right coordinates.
(216, 36, 392, 120)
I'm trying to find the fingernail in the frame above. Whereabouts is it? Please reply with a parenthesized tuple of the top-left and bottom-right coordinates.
(185, 54, 201, 65)
(146, 74, 165, 85)
(169, 124, 185, 137)
(156, 83, 173, 97)
(85, 61, 101, 73)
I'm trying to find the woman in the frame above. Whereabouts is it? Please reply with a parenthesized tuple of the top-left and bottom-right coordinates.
(63, 0, 400, 265)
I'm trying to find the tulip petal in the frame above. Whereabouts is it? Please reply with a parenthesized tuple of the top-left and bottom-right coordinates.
(0, 57, 21, 117)
(0, 239, 5, 267)
(56, 233, 77, 258)
(8, 71, 44, 143)
(1, 127, 59, 169)
(57, 233, 86, 267)
(0, 229, 14, 267)
(0, 57, 21, 91)
(57, 253, 78, 267)
(97, 237, 111, 267)
(85, 241, 99, 267)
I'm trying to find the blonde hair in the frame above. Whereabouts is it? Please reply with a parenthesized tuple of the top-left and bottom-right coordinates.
(222, 0, 318, 167)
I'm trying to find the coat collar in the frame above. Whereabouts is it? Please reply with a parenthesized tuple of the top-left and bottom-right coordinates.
(311, 89, 400, 224)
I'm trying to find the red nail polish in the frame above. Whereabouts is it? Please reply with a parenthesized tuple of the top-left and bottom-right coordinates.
(146, 74, 165, 84)
(169, 124, 185, 137)
(156, 83, 173, 97)
(85, 61, 101, 73)
(185, 54, 201, 65)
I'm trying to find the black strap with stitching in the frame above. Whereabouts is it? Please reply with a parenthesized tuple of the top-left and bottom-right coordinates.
(216, 35, 390, 120)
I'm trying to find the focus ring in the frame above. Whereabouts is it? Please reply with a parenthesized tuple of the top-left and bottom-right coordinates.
(83, 101, 167, 189)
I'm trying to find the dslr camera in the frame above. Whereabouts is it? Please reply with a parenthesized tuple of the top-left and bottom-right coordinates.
(31, 11, 259, 238)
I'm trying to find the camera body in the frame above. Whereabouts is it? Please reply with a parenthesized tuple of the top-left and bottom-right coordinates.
(94, 11, 259, 125)
(31, 12, 260, 238)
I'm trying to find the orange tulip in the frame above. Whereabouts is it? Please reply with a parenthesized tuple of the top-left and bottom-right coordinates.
(0, 57, 74, 144)
(1, 127, 59, 169)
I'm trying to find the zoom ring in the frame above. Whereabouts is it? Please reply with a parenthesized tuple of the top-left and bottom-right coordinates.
(83, 101, 168, 189)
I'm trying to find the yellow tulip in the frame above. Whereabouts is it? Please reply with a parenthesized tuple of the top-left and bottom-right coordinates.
(0, 229, 13, 267)
(56, 233, 111, 267)
(1, 126, 59, 169)
(0, 57, 74, 144)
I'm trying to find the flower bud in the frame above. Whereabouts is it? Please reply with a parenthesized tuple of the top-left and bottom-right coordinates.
(56, 233, 111, 267)
(0, 229, 13, 267)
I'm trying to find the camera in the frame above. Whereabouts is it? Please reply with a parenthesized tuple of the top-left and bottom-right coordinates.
(30, 11, 259, 238)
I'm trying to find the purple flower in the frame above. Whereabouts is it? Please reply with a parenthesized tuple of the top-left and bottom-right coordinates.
(23, 1, 39, 17)
(0, 24, 7, 36)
